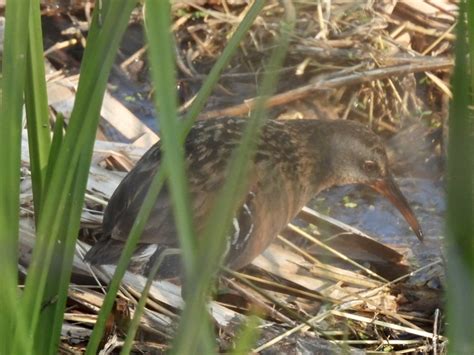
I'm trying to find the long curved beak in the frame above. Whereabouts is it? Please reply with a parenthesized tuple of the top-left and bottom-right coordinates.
(370, 175, 424, 241)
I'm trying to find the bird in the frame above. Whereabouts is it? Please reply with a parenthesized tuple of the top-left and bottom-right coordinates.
(85, 117, 423, 279)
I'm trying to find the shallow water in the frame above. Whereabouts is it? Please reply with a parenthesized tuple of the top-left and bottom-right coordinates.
(311, 176, 445, 267)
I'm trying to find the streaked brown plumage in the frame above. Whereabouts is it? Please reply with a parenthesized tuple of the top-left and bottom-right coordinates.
(85, 117, 423, 278)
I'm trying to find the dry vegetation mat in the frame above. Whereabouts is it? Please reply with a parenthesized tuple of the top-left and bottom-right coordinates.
(11, 0, 455, 353)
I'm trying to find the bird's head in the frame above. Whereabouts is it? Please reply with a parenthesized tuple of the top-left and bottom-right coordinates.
(320, 120, 423, 241)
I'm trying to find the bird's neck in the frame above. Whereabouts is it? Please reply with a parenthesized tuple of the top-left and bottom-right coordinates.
(287, 119, 336, 198)
(257, 119, 340, 222)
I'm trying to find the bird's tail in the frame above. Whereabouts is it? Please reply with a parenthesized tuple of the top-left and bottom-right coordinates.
(84, 239, 183, 279)
(83, 238, 125, 266)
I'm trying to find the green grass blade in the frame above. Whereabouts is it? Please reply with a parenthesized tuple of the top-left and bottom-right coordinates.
(24, 0, 51, 221)
(468, 0, 474, 96)
(117, 3, 266, 352)
(85, 169, 167, 354)
(0, 0, 31, 353)
(182, 0, 265, 126)
(145, 1, 231, 349)
(44, 113, 64, 184)
(231, 315, 261, 354)
(17, 2, 136, 353)
(86, 1, 211, 348)
(171, 4, 295, 353)
(120, 248, 180, 354)
(36, 151, 92, 354)
(446, 1, 474, 353)
(145, 0, 197, 281)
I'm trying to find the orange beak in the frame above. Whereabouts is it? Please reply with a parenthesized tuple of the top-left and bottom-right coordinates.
(370, 175, 423, 241)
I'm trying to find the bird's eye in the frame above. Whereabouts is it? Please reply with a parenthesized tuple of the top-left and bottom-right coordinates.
(363, 160, 377, 173)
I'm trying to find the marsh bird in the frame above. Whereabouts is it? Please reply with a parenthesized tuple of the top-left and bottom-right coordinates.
(85, 117, 423, 278)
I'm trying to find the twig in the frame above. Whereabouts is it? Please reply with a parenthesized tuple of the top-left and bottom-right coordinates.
(385, 17, 455, 41)
(224, 267, 327, 332)
(422, 23, 456, 55)
(433, 308, 440, 355)
(277, 234, 381, 289)
(252, 312, 329, 353)
(331, 339, 423, 345)
(225, 278, 295, 324)
(199, 58, 453, 119)
(232, 271, 334, 303)
(287, 224, 388, 283)
(425, 71, 453, 98)
(330, 310, 446, 340)
(119, 45, 148, 71)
